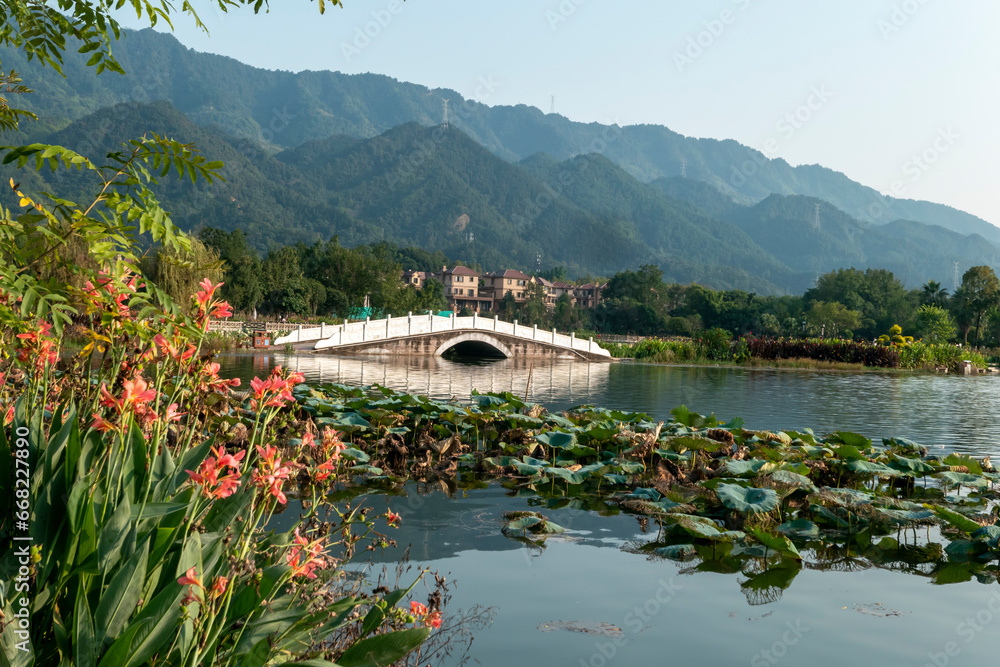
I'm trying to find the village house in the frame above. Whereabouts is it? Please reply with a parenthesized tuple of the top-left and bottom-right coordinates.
(401, 269, 431, 289)
(434, 266, 493, 313)
(401, 267, 606, 312)
(574, 283, 605, 309)
(481, 269, 532, 303)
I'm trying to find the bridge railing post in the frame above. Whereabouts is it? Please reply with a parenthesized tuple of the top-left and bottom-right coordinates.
(552, 327, 556, 343)
(533, 324, 537, 340)
(494, 316, 498, 331)
(386, 314, 390, 338)
(363, 318, 368, 342)
(513, 320, 518, 337)
(297, 323, 302, 342)
(408, 312, 412, 336)
(321, 322, 326, 338)
(571, 331, 575, 349)
(473, 312, 477, 329)
(589, 336, 594, 353)
(429, 311, 434, 332)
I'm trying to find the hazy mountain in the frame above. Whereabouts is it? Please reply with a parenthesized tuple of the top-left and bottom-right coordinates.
(6, 100, 993, 294)
(4, 28, 999, 246)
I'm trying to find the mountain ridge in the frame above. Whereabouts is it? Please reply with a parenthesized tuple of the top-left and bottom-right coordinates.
(3, 28, 998, 246)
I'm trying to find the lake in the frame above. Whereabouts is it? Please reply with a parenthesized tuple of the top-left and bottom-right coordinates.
(222, 353, 1000, 666)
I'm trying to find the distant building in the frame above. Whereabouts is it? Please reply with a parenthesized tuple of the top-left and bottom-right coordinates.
(401, 266, 605, 312)
(481, 269, 531, 303)
(402, 270, 431, 289)
(574, 283, 605, 309)
(434, 266, 493, 313)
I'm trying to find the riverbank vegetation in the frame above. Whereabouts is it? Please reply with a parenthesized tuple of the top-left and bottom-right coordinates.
(602, 334, 989, 371)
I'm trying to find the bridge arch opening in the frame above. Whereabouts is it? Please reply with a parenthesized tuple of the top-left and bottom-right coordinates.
(435, 333, 511, 360)
(442, 340, 508, 359)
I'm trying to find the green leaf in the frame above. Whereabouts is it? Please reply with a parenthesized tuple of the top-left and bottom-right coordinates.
(98, 494, 132, 571)
(777, 519, 821, 540)
(97, 584, 184, 667)
(336, 627, 432, 667)
(96, 539, 150, 645)
(927, 505, 981, 534)
(654, 544, 698, 561)
(74, 583, 98, 667)
(750, 528, 802, 559)
(721, 459, 769, 478)
(716, 484, 779, 514)
(935, 471, 988, 489)
(535, 431, 577, 449)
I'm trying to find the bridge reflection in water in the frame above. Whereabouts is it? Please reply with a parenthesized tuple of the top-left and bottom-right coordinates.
(224, 353, 611, 408)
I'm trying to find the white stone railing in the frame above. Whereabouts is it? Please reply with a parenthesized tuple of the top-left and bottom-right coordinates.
(273, 313, 611, 358)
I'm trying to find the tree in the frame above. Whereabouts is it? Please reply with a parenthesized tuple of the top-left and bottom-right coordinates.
(805, 301, 862, 338)
(954, 266, 1000, 343)
(200, 227, 264, 313)
(517, 281, 549, 326)
(142, 238, 224, 315)
(920, 281, 949, 308)
(914, 305, 956, 343)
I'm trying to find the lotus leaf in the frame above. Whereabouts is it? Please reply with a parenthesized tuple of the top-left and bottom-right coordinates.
(927, 505, 981, 534)
(721, 459, 770, 478)
(750, 528, 802, 559)
(887, 455, 937, 476)
(340, 448, 370, 463)
(716, 484, 779, 514)
(777, 519, 821, 540)
(655, 544, 698, 561)
(846, 460, 901, 477)
(535, 431, 578, 449)
(971, 525, 1000, 549)
(935, 471, 989, 489)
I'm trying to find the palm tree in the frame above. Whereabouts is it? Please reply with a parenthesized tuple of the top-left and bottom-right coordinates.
(920, 281, 949, 308)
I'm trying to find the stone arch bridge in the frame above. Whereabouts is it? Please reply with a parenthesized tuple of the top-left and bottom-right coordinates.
(271, 313, 612, 361)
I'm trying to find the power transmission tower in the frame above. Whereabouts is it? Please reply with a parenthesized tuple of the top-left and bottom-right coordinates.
(953, 261, 961, 292)
(814, 203, 821, 231)
(550, 95, 555, 114)
(536, 254, 542, 273)
(442, 99, 449, 128)
(680, 158, 687, 178)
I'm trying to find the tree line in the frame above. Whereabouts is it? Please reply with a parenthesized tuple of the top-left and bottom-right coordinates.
(146, 228, 1000, 345)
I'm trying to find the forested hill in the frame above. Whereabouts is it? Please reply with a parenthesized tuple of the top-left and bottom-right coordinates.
(5, 101, 998, 294)
(3, 27, 999, 247)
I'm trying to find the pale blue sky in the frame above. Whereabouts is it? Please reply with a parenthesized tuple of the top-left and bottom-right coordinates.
(122, 0, 1000, 226)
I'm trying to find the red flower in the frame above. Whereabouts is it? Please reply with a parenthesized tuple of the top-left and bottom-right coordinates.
(286, 528, 326, 580)
(385, 511, 401, 528)
(164, 403, 185, 423)
(91, 413, 116, 433)
(252, 445, 290, 504)
(177, 567, 203, 589)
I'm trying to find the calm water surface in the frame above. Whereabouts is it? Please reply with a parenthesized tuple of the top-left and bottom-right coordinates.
(224, 353, 1000, 666)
